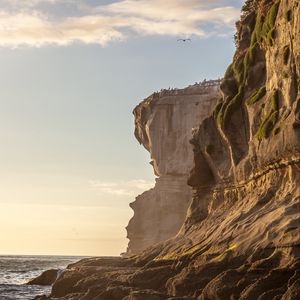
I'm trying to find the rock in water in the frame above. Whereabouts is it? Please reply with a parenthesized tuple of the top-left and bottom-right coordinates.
(27, 269, 59, 286)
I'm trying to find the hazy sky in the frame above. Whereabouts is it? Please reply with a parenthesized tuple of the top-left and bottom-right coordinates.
(0, 0, 243, 256)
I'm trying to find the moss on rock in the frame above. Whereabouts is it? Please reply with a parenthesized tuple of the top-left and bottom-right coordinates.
(256, 90, 280, 139)
(247, 86, 266, 105)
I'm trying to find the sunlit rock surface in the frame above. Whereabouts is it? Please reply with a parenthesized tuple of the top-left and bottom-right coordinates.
(126, 82, 220, 255)
(35, 1, 300, 299)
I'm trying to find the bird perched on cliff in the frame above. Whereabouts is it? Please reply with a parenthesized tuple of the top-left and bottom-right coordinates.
(177, 38, 191, 42)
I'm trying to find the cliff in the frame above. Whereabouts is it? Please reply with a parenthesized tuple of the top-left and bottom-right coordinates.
(34, 0, 300, 299)
(126, 81, 220, 255)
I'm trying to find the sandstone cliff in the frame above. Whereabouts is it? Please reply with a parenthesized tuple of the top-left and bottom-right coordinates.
(35, 0, 300, 299)
(126, 82, 220, 255)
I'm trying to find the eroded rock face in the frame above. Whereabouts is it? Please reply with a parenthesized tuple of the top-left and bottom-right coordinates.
(126, 82, 220, 255)
(35, 1, 300, 299)
(153, 0, 300, 298)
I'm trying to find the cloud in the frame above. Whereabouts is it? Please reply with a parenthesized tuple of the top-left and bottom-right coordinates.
(0, 0, 67, 7)
(99, 0, 238, 24)
(0, 0, 241, 48)
(0, 12, 125, 47)
(89, 179, 155, 197)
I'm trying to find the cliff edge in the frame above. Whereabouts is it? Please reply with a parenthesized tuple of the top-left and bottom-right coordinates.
(126, 81, 220, 255)
(35, 0, 300, 299)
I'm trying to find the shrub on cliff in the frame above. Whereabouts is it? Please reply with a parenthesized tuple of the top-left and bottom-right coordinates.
(241, 0, 257, 17)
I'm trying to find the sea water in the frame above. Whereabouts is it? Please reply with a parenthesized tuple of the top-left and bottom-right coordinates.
(0, 255, 82, 300)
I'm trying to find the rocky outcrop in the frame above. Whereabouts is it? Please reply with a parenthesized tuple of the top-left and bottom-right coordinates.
(27, 269, 59, 286)
(35, 0, 300, 299)
(126, 82, 220, 255)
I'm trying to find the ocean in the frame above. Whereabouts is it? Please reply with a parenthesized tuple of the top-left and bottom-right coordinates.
(0, 255, 83, 300)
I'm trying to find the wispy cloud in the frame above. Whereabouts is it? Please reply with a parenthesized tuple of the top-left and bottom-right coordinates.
(0, 12, 125, 47)
(0, 0, 240, 48)
(0, 0, 69, 7)
(89, 179, 155, 197)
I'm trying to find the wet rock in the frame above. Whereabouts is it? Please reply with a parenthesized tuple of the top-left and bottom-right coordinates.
(27, 269, 59, 286)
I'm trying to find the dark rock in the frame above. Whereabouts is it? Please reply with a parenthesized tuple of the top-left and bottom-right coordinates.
(27, 269, 58, 286)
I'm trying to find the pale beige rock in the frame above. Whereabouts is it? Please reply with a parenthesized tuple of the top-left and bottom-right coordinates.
(126, 81, 221, 255)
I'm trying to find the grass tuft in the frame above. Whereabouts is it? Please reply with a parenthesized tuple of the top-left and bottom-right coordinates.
(261, 1, 280, 45)
(267, 28, 276, 46)
(223, 89, 244, 127)
(256, 90, 280, 139)
(247, 86, 266, 105)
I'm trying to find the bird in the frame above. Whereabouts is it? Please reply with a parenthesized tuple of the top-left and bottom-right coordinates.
(177, 38, 191, 42)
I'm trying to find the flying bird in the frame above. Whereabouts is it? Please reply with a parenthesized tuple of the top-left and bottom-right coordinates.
(177, 38, 191, 42)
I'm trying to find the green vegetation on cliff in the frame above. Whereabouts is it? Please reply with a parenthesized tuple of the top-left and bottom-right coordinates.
(247, 86, 266, 105)
(216, 0, 281, 138)
(256, 90, 280, 139)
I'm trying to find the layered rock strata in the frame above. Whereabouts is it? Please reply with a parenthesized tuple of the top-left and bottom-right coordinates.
(35, 0, 300, 299)
(126, 81, 220, 255)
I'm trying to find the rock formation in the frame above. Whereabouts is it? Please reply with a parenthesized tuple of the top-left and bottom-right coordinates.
(126, 81, 220, 255)
(35, 0, 300, 299)
(27, 269, 59, 286)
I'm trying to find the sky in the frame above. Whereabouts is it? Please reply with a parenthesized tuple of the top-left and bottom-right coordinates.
(0, 0, 244, 256)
